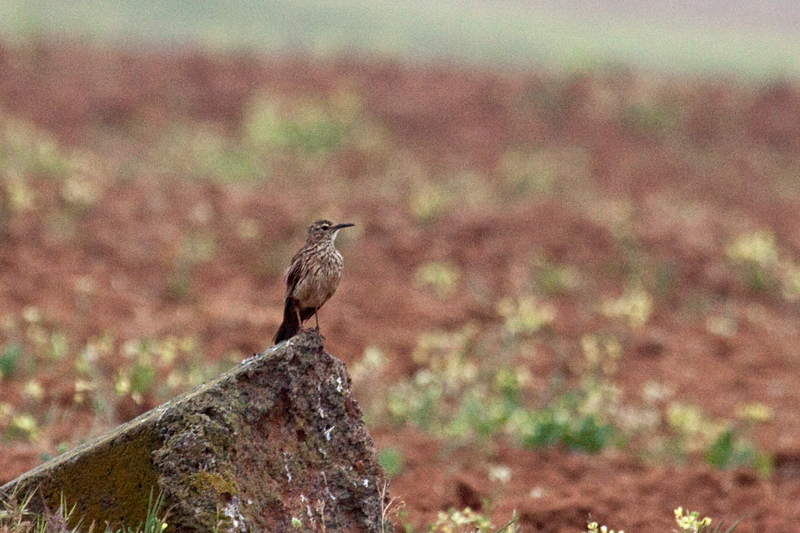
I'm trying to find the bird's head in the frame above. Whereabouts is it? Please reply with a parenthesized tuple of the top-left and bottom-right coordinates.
(307, 219, 355, 243)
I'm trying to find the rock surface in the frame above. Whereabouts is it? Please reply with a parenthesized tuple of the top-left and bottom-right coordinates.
(1, 331, 391, 533)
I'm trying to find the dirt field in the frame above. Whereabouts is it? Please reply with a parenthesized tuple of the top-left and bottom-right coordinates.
(2, 41, 800, 532)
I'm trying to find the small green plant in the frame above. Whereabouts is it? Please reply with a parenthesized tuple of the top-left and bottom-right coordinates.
(703, 429, 771, 474)
(533, 258, 581, 297)
(674, 507, 711, 533)
(414, 262, 460, 298)
(60, 155, 106, 214)
(725, 229, 800, 300)
(0, 115, 71, 180)
(378, 448, 404, 478)
(584, 521, 623, 533)
(129, 490, 169, 533)
(672, 506, 743, 533)
(165, 262, 194, 302)
(7, 413, 40, 441)
(505, 332, 623, 453)
(509, 391, 616, 453)
(427, 508, 519, 533)
(665, 402, 772, 473)
(496, 295, 556, 337)
(429, 508, 491, 533)
(601, 286, 653, 328)
(0, 342, 23, 378)
(498, 149, 559, 196)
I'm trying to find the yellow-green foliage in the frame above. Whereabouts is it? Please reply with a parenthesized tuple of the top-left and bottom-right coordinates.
(584, 506, 739, 533)
(245, 83, 380, 155)
(585, 521, 623, 533)
(601, 286, 653, 328)
(360, 312, 770, 462)
(496, 295, 556, 336)
(726, 230, 800, 299)
(428, 508, 492, 533)
(414, 262, 460, 299)
(423, 508, 519, 533)
(1, 305, 233, 447)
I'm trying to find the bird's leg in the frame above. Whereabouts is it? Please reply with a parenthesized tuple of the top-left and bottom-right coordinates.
(312, 309, 325, 340)
(295, 306, 303, 331)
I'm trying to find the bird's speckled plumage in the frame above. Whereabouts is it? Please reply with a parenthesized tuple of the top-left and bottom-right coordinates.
(273, 219, 353, 344)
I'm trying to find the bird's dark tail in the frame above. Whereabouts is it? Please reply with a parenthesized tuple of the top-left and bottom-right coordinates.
(274, 298, 301, 344)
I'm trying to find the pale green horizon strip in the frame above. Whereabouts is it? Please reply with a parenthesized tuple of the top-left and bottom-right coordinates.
(0, 0, 797, 78)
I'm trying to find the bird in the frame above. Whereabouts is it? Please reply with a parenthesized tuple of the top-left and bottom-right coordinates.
(273, 219, 355, 344)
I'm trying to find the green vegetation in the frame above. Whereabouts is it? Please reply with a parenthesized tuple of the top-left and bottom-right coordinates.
(356, 305, 771, 468)
(378, 447, 404, 478)
(0, 305, 235, 446)
(427, 508, 518, 533)
(726, 230, 800, 300)
(511, 391, 615, 453)
(663, 402, 772, 474)
(413, 506, 738, 533)
(585, 507, 741, 533)
(0, 489, 168, 533)
(414, 262, 460, 299)
(0, 343, 22, 378)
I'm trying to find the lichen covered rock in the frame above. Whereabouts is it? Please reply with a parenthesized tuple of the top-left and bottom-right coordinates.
(1, 330, 392, 532)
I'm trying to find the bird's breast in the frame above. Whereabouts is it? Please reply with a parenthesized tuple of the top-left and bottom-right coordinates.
(292, 249, 343, 308)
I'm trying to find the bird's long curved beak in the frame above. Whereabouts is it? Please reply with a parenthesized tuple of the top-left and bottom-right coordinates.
(330, 222, 354, 243)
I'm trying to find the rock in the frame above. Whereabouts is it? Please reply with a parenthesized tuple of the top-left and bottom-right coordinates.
(1, 330, 392, 533)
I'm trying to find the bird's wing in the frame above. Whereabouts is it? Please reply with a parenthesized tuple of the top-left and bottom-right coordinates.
(285, 254, 304, 297)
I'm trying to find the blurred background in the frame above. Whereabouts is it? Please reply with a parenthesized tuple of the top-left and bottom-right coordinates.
(1, 0, 800, 76)
(2, 1, 800, 532)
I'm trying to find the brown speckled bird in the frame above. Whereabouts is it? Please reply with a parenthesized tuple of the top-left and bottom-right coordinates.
(273, 219, 354, 344)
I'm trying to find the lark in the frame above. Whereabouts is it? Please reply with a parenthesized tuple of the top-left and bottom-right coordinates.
(273, 220, 354, 344)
